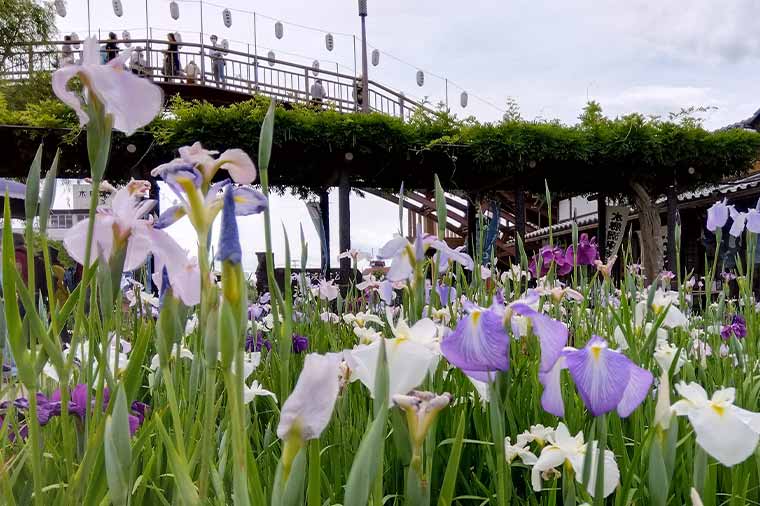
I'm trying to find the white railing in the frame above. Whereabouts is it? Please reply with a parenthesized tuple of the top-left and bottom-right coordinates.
(0, 38, 433, 121)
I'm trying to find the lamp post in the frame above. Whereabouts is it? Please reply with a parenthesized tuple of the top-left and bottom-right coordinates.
(358, 0, 369, 113)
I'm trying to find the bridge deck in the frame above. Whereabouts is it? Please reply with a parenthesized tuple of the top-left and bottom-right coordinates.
(1, 38, 431, 118)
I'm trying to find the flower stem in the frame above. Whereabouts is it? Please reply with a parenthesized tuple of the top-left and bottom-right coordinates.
(27, 381, 44, 506)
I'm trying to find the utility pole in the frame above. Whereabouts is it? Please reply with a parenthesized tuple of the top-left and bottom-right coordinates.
(358, 0, 369, 113)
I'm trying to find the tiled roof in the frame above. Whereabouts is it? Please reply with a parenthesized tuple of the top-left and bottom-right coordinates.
(515, 173, 760, 243)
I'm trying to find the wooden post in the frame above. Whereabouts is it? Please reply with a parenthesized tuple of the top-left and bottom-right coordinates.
(319, 189, 330, 277)
(339, 170, 351, 283)
(597, 193, 607, 262)
(514, 186, 526, 247)
(148, 178, 160, 293)
(666, 182, 679, 272)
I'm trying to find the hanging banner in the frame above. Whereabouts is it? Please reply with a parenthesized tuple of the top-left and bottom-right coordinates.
(605, 205, 629, 259)
(305, 201, 329, 271)
(72, 184, 112, 209)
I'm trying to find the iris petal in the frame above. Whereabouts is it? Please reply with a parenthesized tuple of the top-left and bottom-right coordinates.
(538, 356, 567, 417)
(565, 336, 631, 416)
(440, 306, 509, 379)
(154, 205, 187, 229)
(510, 303, 568, 373)
(616, 362, 653, 417)
(231, 186, 268, 216)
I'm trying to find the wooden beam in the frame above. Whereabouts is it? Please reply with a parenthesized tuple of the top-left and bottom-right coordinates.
(362, 188, 466, 236)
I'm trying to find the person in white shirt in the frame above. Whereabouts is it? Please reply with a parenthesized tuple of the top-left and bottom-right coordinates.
(310, 79, 325, 108)
(130, 47, 147, 76)
(185, 60, 199, 84)
(209, 35, 225, 88)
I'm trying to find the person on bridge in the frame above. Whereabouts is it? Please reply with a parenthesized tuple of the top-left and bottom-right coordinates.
(310, 79, 325, 109)
(60, 35, 74, 66)
(164, 32, 181, 81)
(130, 47, 148, 76)
(209, 35, 226, 88)
(105, 32, 120, 62)
(185, 60, 200, 84)
(354, 75, 364, 110)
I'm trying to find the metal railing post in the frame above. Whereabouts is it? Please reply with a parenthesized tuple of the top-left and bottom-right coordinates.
(304, 68, 310, 104)
(145, 38, 152, 75)
(247, 43, 251, 92)
(199, 34, 206, 85)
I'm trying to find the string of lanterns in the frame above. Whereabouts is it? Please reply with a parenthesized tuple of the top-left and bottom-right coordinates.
(50, 0, 472, 109)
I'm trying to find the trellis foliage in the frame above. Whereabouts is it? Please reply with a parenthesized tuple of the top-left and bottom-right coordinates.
(2, 91, 760, 197)
(151, 97, 760, 196)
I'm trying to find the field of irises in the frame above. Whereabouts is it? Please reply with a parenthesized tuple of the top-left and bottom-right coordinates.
(2, 36, 760, 506)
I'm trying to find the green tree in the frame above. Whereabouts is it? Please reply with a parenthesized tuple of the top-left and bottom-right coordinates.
(0, 0, 55, 71)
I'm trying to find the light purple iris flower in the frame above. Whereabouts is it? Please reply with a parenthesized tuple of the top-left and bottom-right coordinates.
(508, 306, 651, 417)
(509, 302, 568, 414)
(563, 336, 653, 417)
(706, 199, 729, 232)
(440, 300, 510, 382)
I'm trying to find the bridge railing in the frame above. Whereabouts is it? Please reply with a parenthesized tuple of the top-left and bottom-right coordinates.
(0, 38, 433, 121)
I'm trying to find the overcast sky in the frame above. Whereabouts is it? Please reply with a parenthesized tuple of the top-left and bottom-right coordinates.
(52, 0, 760, 268)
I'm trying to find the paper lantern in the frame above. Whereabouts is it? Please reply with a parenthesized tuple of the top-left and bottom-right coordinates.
(222, 8, 232, 28)
(325, 33, 334, 51)
(221, 39, 229, 52)
(54, 0, 66, 17)
(174, 32, 182, 45)
(112, 0, 123, 17)
(416, 70, 424, 87)
(460, 91, 468, 108)
(267, 50, 275, 66)
(122, 31, 131, 47)
(275, 21, 284, 39)
(311, 60, 320, 76)
(371, 49, 379, 66)
(71, 33, 80, 49)
(169, 1, 179, 20)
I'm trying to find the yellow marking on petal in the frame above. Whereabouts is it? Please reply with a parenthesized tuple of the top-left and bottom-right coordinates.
(471, 311, 482, 326)
(710, 403, 726, 416)
(591, 344, 603, 361)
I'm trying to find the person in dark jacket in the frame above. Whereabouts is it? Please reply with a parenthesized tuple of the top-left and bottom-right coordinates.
(105, 32, 120, 62)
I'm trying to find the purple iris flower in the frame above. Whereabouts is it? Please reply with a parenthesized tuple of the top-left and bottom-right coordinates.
(564, 233, 599, 266)
(2, 394, 61, 427)
(292, 334, 309, 353)
(721, 315, 747, 340)
(249, 303, 267, 320)
(1, 416, 28, 441)
(60, 383, 90, 420)
(245, 332, 272, 352)
(437, 285, 457, 305)
(35, 393, 62, 425)
(440, 299, 510, 381)
(529, 246, 572, 278)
